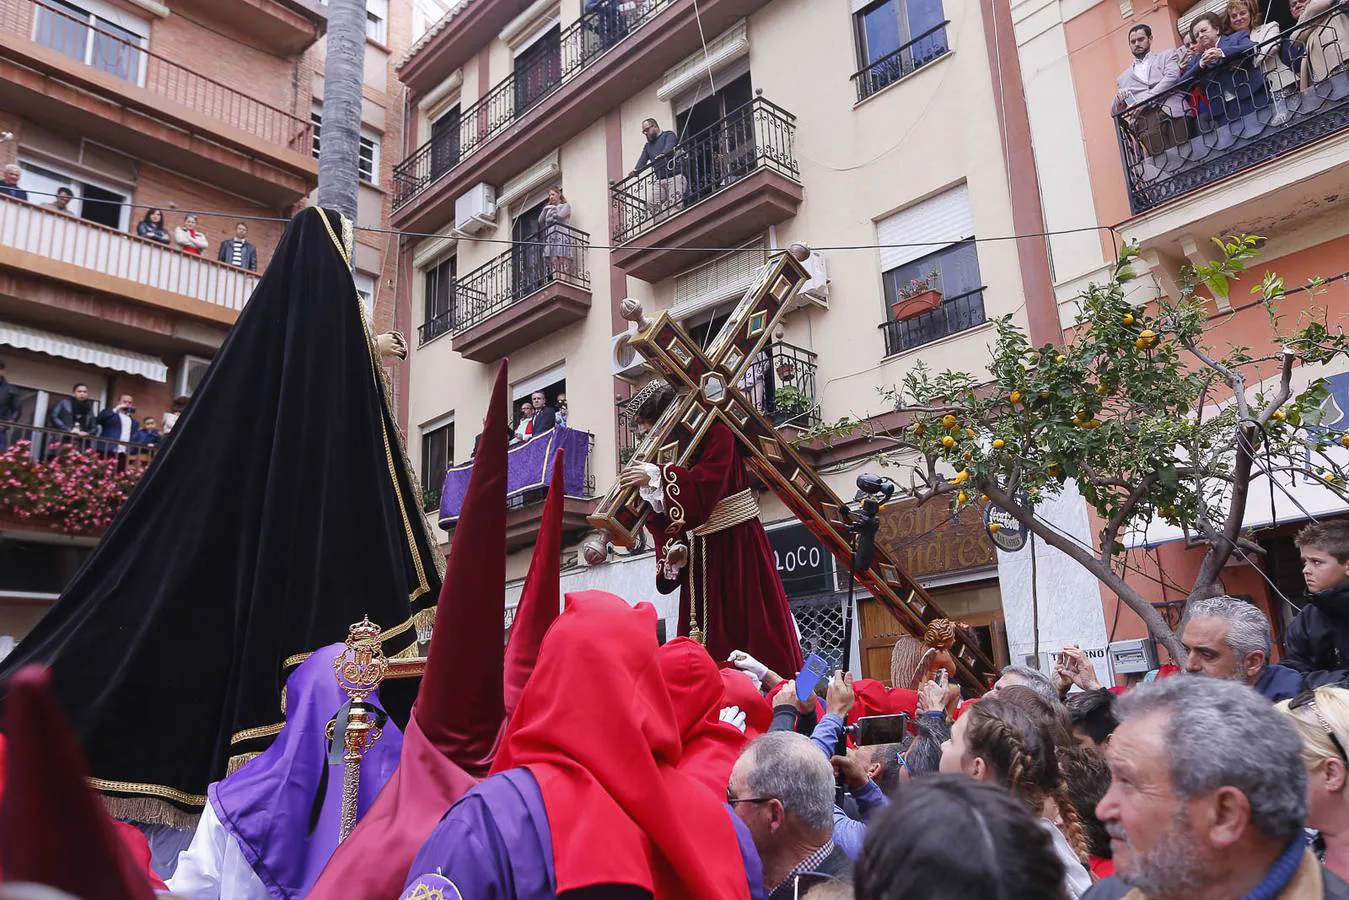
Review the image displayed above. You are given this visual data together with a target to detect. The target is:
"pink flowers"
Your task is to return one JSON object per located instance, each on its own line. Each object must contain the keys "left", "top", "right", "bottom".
{"left": 0, "top": 441, "right": 147, "bottom": 535}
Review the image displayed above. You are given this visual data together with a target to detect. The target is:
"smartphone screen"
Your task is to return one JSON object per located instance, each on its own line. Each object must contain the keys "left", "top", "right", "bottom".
{"left": 856, "top": 713, "right": 911, "bottom": 746}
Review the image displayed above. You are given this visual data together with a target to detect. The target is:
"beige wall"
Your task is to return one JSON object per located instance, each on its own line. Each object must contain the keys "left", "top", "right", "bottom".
{"left": 405, "top": 0, "right": 1028, "bottom": 580}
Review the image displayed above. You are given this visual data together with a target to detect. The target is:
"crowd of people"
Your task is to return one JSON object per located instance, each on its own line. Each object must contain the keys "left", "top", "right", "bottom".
{"left": 1112, "top": 0, "right": 1349, "bottom": 153}
{"left": 0, "top": 164, "right": 259, "bottom": 272}
{"left": 513, "top": 390, "right": 569, "bottom": 442}
{"left": 0, "top": 371, "right": 185, "bottom": 460}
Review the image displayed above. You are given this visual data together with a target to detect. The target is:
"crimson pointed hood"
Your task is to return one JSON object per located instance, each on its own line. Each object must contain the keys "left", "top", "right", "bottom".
{"left": 0, "top": 666, "right": 156, "bottom": 899}
{"left": 503, "top": 448, "right": 564, "bottom": 718}
{"left": 310, "top": 361, "right": 509, "bottom": 900}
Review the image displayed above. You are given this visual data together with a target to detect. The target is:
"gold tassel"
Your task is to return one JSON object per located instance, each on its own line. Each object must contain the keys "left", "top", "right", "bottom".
{"left": 98, "top": 795, "right": 200, "bottom": 832}
{"left": 226, "top": 752, "right": 261, "bottom": 776}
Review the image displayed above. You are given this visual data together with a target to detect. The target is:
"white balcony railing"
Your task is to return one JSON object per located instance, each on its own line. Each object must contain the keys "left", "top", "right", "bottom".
{"left": 0, "top": 196, "right": 259, "bottom": 312}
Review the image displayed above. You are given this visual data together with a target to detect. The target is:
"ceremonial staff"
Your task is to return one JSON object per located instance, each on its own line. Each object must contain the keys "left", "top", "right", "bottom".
{"left": 332, "top": 616, "right": 389, "bottom": 841}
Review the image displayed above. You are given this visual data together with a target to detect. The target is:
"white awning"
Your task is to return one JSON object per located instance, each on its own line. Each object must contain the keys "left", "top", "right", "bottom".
{"left": 0, "top": 322, "right": 168, "bottom": 383}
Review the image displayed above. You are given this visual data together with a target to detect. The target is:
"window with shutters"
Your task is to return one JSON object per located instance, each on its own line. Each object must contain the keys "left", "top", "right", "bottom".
{"left": 420, "top": 256, "right": 457, "bottom": 345}
{"left": 876, "top": 184, "right": 985, "bottom": 356}
{"left": 420, "top": 417, "right": 454, "bottom": 511}
{"left": 672, "top": 240, "right": 769, "bottom": 321}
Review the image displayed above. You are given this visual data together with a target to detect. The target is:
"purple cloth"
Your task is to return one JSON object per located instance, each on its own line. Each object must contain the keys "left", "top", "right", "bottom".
{"left": 402, "top": 768, "right": 766, "bottom": 900}
{"left": 209, "top": 643, "right": 404, "bottom": 900}
{"left": 440, "top": 426, "right": 590, "bottom": 526}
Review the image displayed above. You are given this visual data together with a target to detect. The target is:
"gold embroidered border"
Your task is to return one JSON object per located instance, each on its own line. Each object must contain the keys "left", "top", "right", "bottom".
{"left": 663, "top": 465, "right": 685, "bottom": 531}
{"left": 89, "top": 777, "right": 208, "bottom": 806}
{"left": 226, "top": 751, "right": 262, "bottom": 776}
{"left": 231, "top": 721, "right": 285, "bottom": 745}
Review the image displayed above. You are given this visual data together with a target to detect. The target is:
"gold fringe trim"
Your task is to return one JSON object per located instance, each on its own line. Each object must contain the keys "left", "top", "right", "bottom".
{"left": 89, "top": 777, "right": 207, "bottom": 807}
{"left": 226, "top": 752, "right": 261, "bottom": 776}
{"left": 98, "top": 794, "right": 200, "bottom": 831}
{"left": 231, "top": 721, "right": 285, "bottom": 745}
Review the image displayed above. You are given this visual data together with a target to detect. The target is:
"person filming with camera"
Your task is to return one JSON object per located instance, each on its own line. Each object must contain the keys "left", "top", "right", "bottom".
{"left": 94, "top": 393, "right": 139, "bottom": 461}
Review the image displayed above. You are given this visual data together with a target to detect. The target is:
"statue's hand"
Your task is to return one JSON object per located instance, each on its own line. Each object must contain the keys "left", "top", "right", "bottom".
{"left": 375, "top": 331, "right": 407, "bottom": 361}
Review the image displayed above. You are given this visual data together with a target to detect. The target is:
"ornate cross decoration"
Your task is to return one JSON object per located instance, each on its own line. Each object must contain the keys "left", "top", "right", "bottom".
{"left": 588, "top": 252, "right": 996, "bottom": 690}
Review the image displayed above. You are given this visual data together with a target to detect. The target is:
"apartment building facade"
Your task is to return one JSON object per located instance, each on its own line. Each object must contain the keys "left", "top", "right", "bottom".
{"left": 1012, "top": 0, "right": 1349, "bottom": 655}
{"left": 0, "top": 0, "right": 420, "bottom": 646}
{"left": 393, "top": 0, "right": 1114, "bottom": 677}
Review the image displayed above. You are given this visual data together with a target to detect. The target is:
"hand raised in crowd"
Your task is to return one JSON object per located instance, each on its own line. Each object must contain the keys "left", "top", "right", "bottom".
{"left": 825, "top": 670, "right": 855, "bottom": 719}
{"left": 1053, "top": 644, "right": 1102, "bottom": 695}
{"left": 772, "top": 679, "right": 815, "bottom": 713}
{"left": 917, "top": 671, "right": 949, "bottom": 716}
{"left": 729, "top": 650, "right": 782, "bottom": 690}
{"left": 831, "top": 749, "right": 870, "bottom": 792}
{"left": 718, "top": 705, "right": 747, "bottom": 733}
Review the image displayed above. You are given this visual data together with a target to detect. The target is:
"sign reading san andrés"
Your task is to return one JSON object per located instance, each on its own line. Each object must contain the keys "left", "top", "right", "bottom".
{"left": 876, "top": 497, "right": 997, "bottom": 580}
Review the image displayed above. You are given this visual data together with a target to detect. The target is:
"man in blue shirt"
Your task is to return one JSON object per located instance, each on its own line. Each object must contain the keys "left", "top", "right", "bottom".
{"left": 630, "top": 118, "right": 684, "bottom": 218}
{"left": 0, "top": 164, "right": 28, "bottom": 201}
{"left": 1180, "top": 595, "right": 1303, "bottom": 702}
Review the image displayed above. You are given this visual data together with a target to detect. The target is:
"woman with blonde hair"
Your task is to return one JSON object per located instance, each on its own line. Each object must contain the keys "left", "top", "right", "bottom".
{"left": 538, "top": 186, "right": 573, "bottom": 278}
{"left": 1276, "top": 686, "right": 1349, "bottom": 880}
{"left": 1227, "top": 0, "right": 1296, "bottom": 120}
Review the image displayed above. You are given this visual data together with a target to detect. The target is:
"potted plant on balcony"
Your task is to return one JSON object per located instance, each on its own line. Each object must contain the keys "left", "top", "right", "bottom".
{"left": 891, "top": 270, "right": 942, "bottom": 321}
{"left": 771, "top": 385, "right": 812, "bottom": 426}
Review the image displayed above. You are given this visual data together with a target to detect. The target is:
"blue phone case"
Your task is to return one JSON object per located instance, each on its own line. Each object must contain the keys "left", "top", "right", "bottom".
{"left": 796, "top": 653, "right": 830, "bottom": 701}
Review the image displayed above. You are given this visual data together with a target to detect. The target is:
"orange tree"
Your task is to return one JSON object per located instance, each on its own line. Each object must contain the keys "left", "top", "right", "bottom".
{"left": 814, "top": 238, "right": 1349, "bottom": 660}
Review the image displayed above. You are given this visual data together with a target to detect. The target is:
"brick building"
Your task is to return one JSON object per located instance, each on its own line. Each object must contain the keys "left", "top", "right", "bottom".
{"left": 0, "top": 0, "right": 423, "bottom": 646}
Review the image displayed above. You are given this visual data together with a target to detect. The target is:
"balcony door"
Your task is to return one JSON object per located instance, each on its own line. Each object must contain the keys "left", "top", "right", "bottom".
{"left": 429, "top": 106, "right": 461, "bottom": 179}
{"left": 675, "top": 73, "right": 754, "bottom": 205}
{"left": 33, "top": 0, "right": 148, "bottom": 86}
{"left": 513, "top": 26, "right": 562, "bottom": 117}
{"left": 512, "top": 199, "right": 549, "bottom": 299}
{"left": 18, "top": 160, "right": 129, "bottom": 230}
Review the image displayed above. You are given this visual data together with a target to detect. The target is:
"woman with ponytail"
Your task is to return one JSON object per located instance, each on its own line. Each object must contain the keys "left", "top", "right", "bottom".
{"left": 939, "top": 696, "right": 1094, "bottom": 898}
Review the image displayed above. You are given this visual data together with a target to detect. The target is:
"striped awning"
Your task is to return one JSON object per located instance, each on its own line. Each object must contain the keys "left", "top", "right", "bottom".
{"left": 0, "top": 322, "right": 168, "bottom": 383}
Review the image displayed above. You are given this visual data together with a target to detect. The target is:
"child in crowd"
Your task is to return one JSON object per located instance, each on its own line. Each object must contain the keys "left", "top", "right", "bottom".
{"left": 1284, "top": 522, "right": 1349, "bottom": 686}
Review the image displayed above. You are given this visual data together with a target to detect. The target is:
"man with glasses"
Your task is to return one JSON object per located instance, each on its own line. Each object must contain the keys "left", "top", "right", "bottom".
{"left": 628, "top": 117, "right": 684, "bottom": 220}
{"left": 1178, "top": 595, "right": 1303, "bottom": 702}
{"left": 729, "top": 732, "right": 853, "bottom": 899}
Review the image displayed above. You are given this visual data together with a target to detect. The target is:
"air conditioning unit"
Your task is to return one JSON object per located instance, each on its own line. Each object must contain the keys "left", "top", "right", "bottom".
{"left": 611, "top": 331, "right": 650, "bottom": 381}
{"left": 455, "top": 183, "right": 497, "bottom": 234}
{"left": 174, "top": 355, "right": 211, "bottom": 399}
{"left": 788, "top": 251, "right": 830, "bottom": 311}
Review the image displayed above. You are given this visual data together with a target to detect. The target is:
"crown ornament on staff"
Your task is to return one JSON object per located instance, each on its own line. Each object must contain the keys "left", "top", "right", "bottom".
{"left": 331, "top": 615, "right": 390, "bottom": 842}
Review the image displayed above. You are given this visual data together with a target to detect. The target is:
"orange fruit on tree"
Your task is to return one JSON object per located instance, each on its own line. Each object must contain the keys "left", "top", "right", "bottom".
{"left": 942, "top": 435, "right": 956, "bottom": 448}
{"left": 942, "top": 414, "right": 958, "bottom": 429}
{"left": 992, "top": 438, "right": 1005, "bottom": 449}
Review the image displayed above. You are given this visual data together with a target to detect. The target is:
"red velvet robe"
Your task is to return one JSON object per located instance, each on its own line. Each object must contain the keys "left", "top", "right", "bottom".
{"left": 644, "top": 421, "right": 804, "bottom": 677}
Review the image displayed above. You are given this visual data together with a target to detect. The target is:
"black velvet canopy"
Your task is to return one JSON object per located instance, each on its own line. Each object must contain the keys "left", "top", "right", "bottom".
{"left": 0, "top": 208, "right": 442, "bottom": 826}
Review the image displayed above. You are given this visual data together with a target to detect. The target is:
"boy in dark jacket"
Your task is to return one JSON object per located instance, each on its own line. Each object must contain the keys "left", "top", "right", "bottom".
{"left": 1284, "top": 522, "right": 1349, "bottom": 687}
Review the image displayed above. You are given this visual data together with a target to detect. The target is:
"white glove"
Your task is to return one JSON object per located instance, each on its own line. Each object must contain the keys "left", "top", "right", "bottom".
{"left": 719, "top": 706, "right": 747, "bottom": 732}
{"left": 730, "top": 650, "right": 769, "bottom": 683}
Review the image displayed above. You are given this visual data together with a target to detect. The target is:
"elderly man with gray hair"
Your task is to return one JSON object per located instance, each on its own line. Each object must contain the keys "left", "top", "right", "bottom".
{"left": 1084, "top": 677, "right": 1349, "bottom": 899}
{"left": 0, "top": 164, "right": 27, "bottom": 201}
{"left": 729, "top": 731, "right": 853, "bottom": 899}
{"left": 1180, "top": 595, "right": 1302, "bottom": 702}
{"left": 991, "top": 663, "right": 1060, "bottom": 704}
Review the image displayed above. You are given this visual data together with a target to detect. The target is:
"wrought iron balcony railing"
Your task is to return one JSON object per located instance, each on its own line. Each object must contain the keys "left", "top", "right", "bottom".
{"left": 850, "top": 20, "right": 951, "bottom": 102}
{"left": 451, "top": 224, "right": 590, "bottom": 334}
{"left": 879, "top": 287, "right": 987, "bottom": 357}
{"left": 1114, "top": 6, "right": 1349, "bottom": 213}
{"left": 0, "top": 0, "right": 311, "bottom": 154}
{"left": 609, "top": 96, "right": 799, "bottom": 244}
{"left": 392, "top": 0, "right": 672, "bottom": 209}
{"left": 418, "top": 308, "right": 455, "bottom": 346}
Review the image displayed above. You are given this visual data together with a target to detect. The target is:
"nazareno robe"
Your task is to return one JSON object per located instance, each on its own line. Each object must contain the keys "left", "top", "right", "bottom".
{"left": 644, "top": 421, "right": 804, "bottom": 677}
{"left": 0, "top": 208, "right": 441, "bottom": 827}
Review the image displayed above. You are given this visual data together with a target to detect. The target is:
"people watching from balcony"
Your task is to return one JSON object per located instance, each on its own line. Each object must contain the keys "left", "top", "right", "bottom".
{"left": 217, "top": 221, "right": 258, "bottom": 271}
{"left": 175, "top": 214, "right": 210, "bottom": 255}
{"left": 94, "top": 393, "right": 138, "bottom": 457}
{"left": 45, "top": 383, "right": 93, "bottom": 435}
{"left": 557, "top": 392, "right": 568, "bottom": 428}
{"left": 0, "top": 164, "right": 28, "bottom": 201}
{"left": 0, "top": 359, "right": 19, "bottom": 452}
{"left": 539, "top": 187, "right": 573, "bottom": 278}
{"left": 1228, "top": 0, "right": 1296, "bottom": 121}
{"left": 137, "top": 208, "right": 171, "bottom": 245}
{"left": 1180, "top": 12, "right": 1268, "bottom": 125}
{"left": 44, "top": 187, "right": 74, "bottom": 215}
{"left": 1113, "top": 23, "right": 1187, "bottom": 153}
{"left": 630, "top": 117, "right": 684, "bottom": 217}
{"left": 161, "top": 395, "right": 187, "bottom": 435}
{"left": 585, "top": 0, "right": 627, "bottom": 51}
{"left": 132, "top": 415, "right": 162, "bottom": 450}
{"left": 529, "top": 390, "right": 557, "bottom": 435}
{"left": 514, "top": 399, "right": 534, "bottom": 441}
{"left": 1290, "top": 0, "right": 1349, "bottom": 89}
{"left": 1176, "top": 29, "right": 1197, "bottom": 68}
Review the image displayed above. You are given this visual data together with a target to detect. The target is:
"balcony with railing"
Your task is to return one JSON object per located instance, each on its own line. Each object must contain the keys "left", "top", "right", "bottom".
{"left": 390, "top": 0, "right": 774, "bottom": 232}
{"left": 0, "top": 0, "right": 316, "bottom": 202}
{"left": 437, "top": 426, "right": 597, "bottom": 551}
{"left": 0, "top": 195, "right": 259, "bottom": 322}
{"left": 608, "top": 95, "right": 803, "bottom": 282}
{"left": 1115, "top": 9, "right": 1349, "bottom": 216}
{"left": 449, "top": 224, "right": 591, "bottom": 362}
{"left": 879, "top": 287, "right": 988, "bottom": 357}
{"left": 851, "top": 20, "right": 951, "bottom": 103}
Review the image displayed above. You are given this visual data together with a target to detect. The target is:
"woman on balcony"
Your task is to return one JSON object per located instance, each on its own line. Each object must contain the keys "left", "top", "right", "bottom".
{"left": 1228, "top": 0, "right": 1296, "bottom": 121}
{"left": 1180, "top": 12, "right": 1269, "bottom": 126}
{"left": 174, "top": 214, "right": 210, "bottom": 255}
{"left": 539, "top": 187, "right": 573, "bottom": 279}
{"left": 137, "top": 208, "right": 171, "bottom": 245}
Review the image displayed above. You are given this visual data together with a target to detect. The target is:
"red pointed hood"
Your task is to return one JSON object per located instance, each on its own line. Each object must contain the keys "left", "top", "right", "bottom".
{"left": 503, "top": 448, "right": 564, "bottom": 718}
{"left": 718, "top": 667, "right": 773, "bottom": 739}
{"left": 658, "top": 637, "right": 746, "bottom": 794}
{"left": 0, "top": 666, "right": 157, "bottom": 899}
{"left": 848, "top": 678, "right": 919, "bottom": 728}
{"left": 310, "top": 361, "right": 509, "bottom": 900}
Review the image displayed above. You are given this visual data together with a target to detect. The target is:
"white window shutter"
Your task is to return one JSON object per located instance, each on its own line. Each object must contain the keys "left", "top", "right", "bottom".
{"left": 875, "top": 183, "right": 974, "bottom": 272}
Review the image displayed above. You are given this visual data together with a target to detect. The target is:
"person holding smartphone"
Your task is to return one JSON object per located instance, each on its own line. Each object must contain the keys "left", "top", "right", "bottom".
{"left": 94, "top": 392, "right": 138, "bottom": 458}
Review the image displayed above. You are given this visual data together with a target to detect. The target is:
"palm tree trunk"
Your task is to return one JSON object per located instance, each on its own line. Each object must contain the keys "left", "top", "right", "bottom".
{"left": 316, "top": 0, "right": 367, "bottom": 225}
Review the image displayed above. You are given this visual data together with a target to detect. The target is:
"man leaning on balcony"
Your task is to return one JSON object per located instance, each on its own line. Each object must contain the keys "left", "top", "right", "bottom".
{"left": 1113, "top": 24, "right": 1188, "bottom": 155}
{"left": 630, "top": 118, "right": 684, "bottom": 219}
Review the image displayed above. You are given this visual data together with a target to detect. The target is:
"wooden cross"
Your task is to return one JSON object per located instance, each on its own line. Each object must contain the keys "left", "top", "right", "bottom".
{"left": 588, "top": 252, "right": 996, "bottom": 691}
